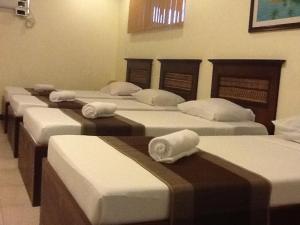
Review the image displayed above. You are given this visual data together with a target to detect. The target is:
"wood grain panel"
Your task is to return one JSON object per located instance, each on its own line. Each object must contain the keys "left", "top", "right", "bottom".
{"left": 158, "top": 59, "right": 201, "bottom": 100}
{"left": 125, "top": 58, "right": 153, "bottom": 89}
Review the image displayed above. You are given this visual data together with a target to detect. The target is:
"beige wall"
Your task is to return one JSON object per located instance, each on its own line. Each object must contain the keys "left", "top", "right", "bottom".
{"left": 117, "top": 0, "right": 300, "bottom": 119}
{"left": 0, "top": 0, "right": 120, "bottom": 103}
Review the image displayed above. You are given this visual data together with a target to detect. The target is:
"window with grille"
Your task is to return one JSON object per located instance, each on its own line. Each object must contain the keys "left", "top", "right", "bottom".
{"left": 128, "top": 0, "right": 186, "bottom": 33}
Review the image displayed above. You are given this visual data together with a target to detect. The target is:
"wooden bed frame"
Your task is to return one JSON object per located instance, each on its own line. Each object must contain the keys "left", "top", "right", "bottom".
{"left": 158, "top": 59, "right": 201, "bottom": 100}
{"left": 6, "top": 58, "right": 153, "bottom": 158}
{"left": 40, "top": 160, "right": 169, "bottom": 225}
{"left": 209, "top": 59, "right": 285, "bottom": 134}
{"left": 18, "top": 59, "right": 201, "bottom": 206}
{"left": 40, "top": 150, "right": 300, "bottom": 225}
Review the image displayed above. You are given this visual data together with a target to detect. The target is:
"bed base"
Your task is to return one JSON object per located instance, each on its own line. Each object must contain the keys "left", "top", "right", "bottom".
{"left": 7, "top": 104, "right": 23, "bottom": 157}
{"left": 1, "top": 97, "right": 8, "bottom": 133}
{"left": 40, "top": 160, "right": 169, "bottom": 225}
{"left": 18, "top": 123, "right": 47, "bottom": 206}
{"left": 40, "top": 159, "right": 300, "bottom": 225}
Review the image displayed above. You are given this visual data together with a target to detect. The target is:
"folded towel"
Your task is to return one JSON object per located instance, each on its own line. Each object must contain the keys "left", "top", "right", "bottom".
{"left": 49, "top": 91, "right": 76, "bottom": 102}
{"left": 33, "top": 84, "right": 55, "bottom": 91}
{"left": 82, "top": 102, "right": 117, "bottom": 119}
{"left": 149, "top": 129, "right": 200, "bottom": 164}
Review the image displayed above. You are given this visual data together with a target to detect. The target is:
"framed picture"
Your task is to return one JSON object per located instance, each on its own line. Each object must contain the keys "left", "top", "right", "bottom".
{"left": 249, "top": 0, "right": 300, "bottom": 32}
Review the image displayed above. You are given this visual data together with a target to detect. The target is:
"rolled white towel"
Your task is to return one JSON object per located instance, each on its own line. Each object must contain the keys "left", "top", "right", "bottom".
{"left": 49, "top": 91, "right": 76, "bottom": 102}
{"left": 149, "top": 129, "right": 200, "bottom": 164}
{"left": 82, "top": 102, "right": 117, "bottom": 119}
{"left": 33, "top": 84, "right": 55, "bottom": 91}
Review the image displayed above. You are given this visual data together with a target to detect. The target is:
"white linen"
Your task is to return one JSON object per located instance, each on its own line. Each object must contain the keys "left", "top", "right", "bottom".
{"left": 48, "top": 135, "right": 169, "bottom": 225}
{"left": 23, "top": 109, "right": 267, "bottom": 145}
{"left": 33, "top": 84, "right": 55, "bottom": 91}
{"left": 197, "top": 135, "right": 300, "bottom": 206}
{"left": 82, "top": 102, "right": 117, "bottom": 118}
{"left": 49, "top": 91, "right": 76, "bottom": 102}
{"left": 4, "top": 86, "right": 31, "bottom": 102}
{"left": 77, "top": 98, "right": 178, "bottom": 111}
{"left": 9, "top": 96, "right": 178, "bottom": 118}
{"left": 10, "top": 95, "right": 49, "bottom": 117}
{"left": 48, "top": 135, "right": 300, "bottom": 225}
{"left": 178, "top": 98, "right": 255, "bottom": 122}
{"left": 109, "top": 81, "right": 142, "bottom": 96}
{"left": 71, "top": 90, "right": 135, "bottom": 99}
{"left": 132, "top": 89, "right": 185, "bottom": 106}
{"left": 149, "top": 129, "right": 200, "bottom": 163}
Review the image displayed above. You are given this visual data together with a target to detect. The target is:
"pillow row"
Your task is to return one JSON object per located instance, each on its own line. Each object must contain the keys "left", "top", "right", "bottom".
{"left": 101, "top": 82, "right": 256, "bottom": 122}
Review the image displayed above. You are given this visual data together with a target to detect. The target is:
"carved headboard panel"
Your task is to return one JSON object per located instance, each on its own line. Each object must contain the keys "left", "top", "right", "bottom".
{"left": 158, "top": 59, "right": 202, "bottom": 100}
{"left": 125, "top": 58, "right": 153, "bottom": 89}
{"left": 209, "top": 59, "right": 285, "bottom": 134}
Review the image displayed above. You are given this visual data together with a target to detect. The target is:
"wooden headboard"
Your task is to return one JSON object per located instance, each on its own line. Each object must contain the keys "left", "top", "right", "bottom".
{"left": 125, "top": 58, "right": 153, "bottom": 89}
{"left": 158, "top": 59, "right": 202, "bottom": 100}
{"left": 209, "top": 59, "right": 285, "bottom": 134}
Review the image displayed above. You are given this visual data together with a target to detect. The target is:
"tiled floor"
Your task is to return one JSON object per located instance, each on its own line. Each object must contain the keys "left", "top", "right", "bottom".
{"left": 0, "top": 127, "right": 40, "bottom": 225}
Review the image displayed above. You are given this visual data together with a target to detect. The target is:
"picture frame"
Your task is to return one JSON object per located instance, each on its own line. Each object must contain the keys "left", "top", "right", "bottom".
{"left": 249, "top": 0, "right": 300, "bottom": 32}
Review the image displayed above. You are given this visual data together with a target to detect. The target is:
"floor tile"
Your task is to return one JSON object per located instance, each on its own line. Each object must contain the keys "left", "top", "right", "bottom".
{"left": 0, "top": 185, "right": 31, "bottom": 207}
{"left": 0, "top": 159, "right": 17, "bottom": 170}
{"left": 1, "top": 206, "right": 40, "bottom": 225}
{"left": 0, "top": 169, "right": 24, "bottom": 186}
{"left": 0, "top": 127, "right": 40, "bottom": 224}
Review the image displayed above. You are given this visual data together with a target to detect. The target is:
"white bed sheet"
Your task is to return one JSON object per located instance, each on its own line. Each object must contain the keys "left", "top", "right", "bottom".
{"left": 4, "top": 86, "right": 31, "bottom": 102}
{"left": 3, "top": 86, "right": 133, "bottom": 103}
{"left": 10, "top": 96, "right": 178, "bottom": 117}
{"left": 10, "top": 95, "right": 49, "bottom": 116}
{"left": 23, "top": 108, "right": 268, "bottom": 145}
{"left": 71, "top": 90, "right": 134, "bottom": 99}
{"left": 48, "top": 136, "right": 169, "bottom": 225}
{"left": 47, "top": 135, "right": 300, "bottom": 225}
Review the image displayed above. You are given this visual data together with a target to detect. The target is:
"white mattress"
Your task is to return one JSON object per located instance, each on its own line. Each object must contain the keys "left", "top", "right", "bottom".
{"left": 4, "top": 86, "right": 31, "bottom": 102}
{"left": 47, "top": 135, "right": 300, "bottom": 225}
{"left": 77, "top": 98, "right": 178, "bottom": 111}
{"left": 3, "top": 86, "right": 133, "bottom": 103}
{"left": 10, "top": 96, "right": 177, "bottom": 117}
{"left": 71, "top": 90, "right": 134, "bottom": 99}
{"left": 10, "top": 95, "right": 49, "bottom": 116}
{"left": 23, "top": 108, "right": 268, "bottom": 145}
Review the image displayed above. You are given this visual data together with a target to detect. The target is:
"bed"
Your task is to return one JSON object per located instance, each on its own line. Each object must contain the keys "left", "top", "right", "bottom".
{"left": 40, "top": 134, "right": 300, "bottom": 225}
{"left": 1, "top": 58, "right": 153, "bottom": 133}
{"left": 6, "top": 58, "right": 153, "bottom": 155}
{"left": 18, "top": 59, "right": 202, "bottom": 206}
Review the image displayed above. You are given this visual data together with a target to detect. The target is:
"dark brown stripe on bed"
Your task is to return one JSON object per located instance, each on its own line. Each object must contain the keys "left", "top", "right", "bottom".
{"left": 61, "top": 109, "right": 145, "bottom": 136}
{"left": 35, "top": 96, "right": 84, "bottom": 109}
{"left": 100, "top": 136, "right": 271, "bottom": 225}
{"left": 25, "top": 88, "right": 54, "bottom": 96}
{"left": 100, "top": 136, "right": 194, "bottom": 225}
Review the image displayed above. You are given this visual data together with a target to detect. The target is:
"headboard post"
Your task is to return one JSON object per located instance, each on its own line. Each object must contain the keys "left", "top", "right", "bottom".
{"left": 125, "top": 58, "right": 153, "bottom": 89}
{"left": 158, "top": 59, "right": 202, "bottom": 101}
{"left": 209, "top": 59, "right": 285, "bottom": 134}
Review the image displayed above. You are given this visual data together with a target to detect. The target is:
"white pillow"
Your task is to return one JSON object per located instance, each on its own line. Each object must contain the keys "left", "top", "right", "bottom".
{"left": 109, "top": 82, "right": 142, "bottom": 96}
{"left": 178, "top": 98, "right": 255, "bottom": 122}
{"left": 273, "top": 116, "right": 300, "bottom": 143}
{"left": 99, "top": 85, "right": 111, "bottom": 94}
{"left": 132, "top": 89, "right": 185, "bottom": 106}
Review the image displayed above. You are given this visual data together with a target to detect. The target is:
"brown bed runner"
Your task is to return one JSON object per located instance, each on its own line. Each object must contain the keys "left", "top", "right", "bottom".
{"left": 61, "top": 109, "right": 145, "bottom": 136}
{"left": 100, "top": 136, "right": 271, "bottom": 225}
{"left": 34, "top": 96, "right": 85, "bottom": 109}
{"left": 25, "top": 88, "right": 54, "bottom": 96}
